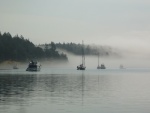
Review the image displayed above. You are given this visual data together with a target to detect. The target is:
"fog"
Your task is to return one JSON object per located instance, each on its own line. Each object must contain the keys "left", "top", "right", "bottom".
{"left": 66, "top": 54, "right": 150, "bottom": 69}
{"left": 55, "top": 45, "right": 150, "bottom": 69}
{"left": 0, "top": 55, "right": 150, "bottom": 70}
{"left": 0, "top": 42, "right": 150, "bottom": 70}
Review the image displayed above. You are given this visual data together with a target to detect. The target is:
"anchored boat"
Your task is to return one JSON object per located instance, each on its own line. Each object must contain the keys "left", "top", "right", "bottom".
{"left": 77, "top": 41, "right": 86, "bottom": 70}
{"left": 97, "top": 53, "right": 106, "bottom": 69}
{"left": 26, "top": 60, "right": 41, "bottom": 71}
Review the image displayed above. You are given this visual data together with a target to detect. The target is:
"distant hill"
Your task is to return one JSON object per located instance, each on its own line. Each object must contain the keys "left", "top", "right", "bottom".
{"left": 0, "top": 32, "right": 68, "bottom": 62}
{"left": 39, "top": 42, "right": 121, "bottom": 57}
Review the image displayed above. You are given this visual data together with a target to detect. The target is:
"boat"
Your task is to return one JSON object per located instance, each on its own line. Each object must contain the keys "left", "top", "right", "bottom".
{"left": 97, "top": 64, "right": 106, "bottom": 69}
{"left": 97, "top": 53, "right": 106, "bottom": 69}
{"left": 26, "top": 60, "right": 41, "bottom": 71}
{"left": 13, "top": 64, "right": 18, "bottom": 69}
{"left": 77, "top": 41, "right": 86, "bottom": 70}
{"left": 97, "top": 53, "right": 101, "bottom": 69}
{"left": 100, "top": 64, "right": 106, "bottom": 69}
{"left": 97, "top": 65, "right": 101, "bottom": 69}
{"left": 13, "top": 53, "right": 19, "bottom": 69}
{"left": 120, "top": 64, "right": 125, "bottom": 69}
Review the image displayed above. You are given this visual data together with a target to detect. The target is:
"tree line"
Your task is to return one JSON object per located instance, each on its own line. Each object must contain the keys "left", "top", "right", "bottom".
{"left": 39, "top": 42, "right": 119, "bottom": 57}
{"left": 55, "top": 42, "right": 116, "bottom": 56}
{"left": 0, "top": 32, "right": 68, "bottom": 62}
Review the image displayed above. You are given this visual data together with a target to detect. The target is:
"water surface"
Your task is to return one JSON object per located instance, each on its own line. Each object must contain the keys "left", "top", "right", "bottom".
{"left": 0, "top": 68, "right": 150, "bottom": 113}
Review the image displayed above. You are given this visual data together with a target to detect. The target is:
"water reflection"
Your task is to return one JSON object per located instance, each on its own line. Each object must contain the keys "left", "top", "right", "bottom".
{"left": 0, "top": 74, "right": 37, "bottom": 105}
{"left": 36, "top": 73, "right": 86, "bottom": 103}
{"left": 0, "top": 72, "right": 115, "bottom": 106}
{"left": 0, "top": 72, "right": 99, "bottom": 107}
{"left": 1, "top": 70, "right": 150, "bottom": 113}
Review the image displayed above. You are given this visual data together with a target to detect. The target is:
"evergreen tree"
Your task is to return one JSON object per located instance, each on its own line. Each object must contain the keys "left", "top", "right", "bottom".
{"left": 0, "top": 32, "right": 68, "bottom": 62}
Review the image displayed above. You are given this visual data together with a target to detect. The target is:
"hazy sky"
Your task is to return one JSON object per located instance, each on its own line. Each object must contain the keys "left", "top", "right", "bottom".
{"left": 0, "top": 0, "right": 150, "bottom": 48}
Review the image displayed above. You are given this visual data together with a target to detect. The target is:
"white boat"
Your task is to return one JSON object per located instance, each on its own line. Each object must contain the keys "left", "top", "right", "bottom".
{"left": 77, "top": 41, "right": 86, "bottom": 70}
{"left": 26, "top": 60, "right": 41, "bottom": 71}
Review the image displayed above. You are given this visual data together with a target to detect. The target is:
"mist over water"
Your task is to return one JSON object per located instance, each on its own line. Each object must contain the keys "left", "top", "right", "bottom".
{"left": 0, "top": 53, "right": 149, "bottom": 71}
{"left": 58, "top": 46, "right": 150, "bottom": 69}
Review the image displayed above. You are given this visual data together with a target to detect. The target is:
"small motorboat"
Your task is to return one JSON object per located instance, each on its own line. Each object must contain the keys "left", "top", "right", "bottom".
{"left": 26, "top": 60, "right": 41, "bottom": 71}
{"left": 77, "top": 64, "right": 86, "bottom": 70}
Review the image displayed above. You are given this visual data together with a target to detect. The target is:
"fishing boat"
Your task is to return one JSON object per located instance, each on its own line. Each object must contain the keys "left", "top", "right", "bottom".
{"left": 77, "top": 41, "right": 86, "bottom": 70}
{"left": 26, "top": 60, "right": 41, "bottom": 71}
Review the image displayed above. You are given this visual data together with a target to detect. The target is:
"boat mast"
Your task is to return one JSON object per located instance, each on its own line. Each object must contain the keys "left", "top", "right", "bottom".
{"left": 98, "top": 53, "right": 99, "bottom": 66}
{"left": 82, "top": 40, "right": 85, "bottom": 66}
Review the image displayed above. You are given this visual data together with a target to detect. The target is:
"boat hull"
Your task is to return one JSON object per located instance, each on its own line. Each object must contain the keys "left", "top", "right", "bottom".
{"left": 77, "top": 66, "right": 86, "bottom": 70}
{"left": 97, "top": 65, "right": 106, "bottom": 69}
{"left": 13, "top": 66, "right": 18, "bottom": 69}
{"left": 97, "top": 66, "right": 101, "bottom": 69}
{"left": 26, "top": 61, "right": 41, "bottom": 72}
{"left": 26, "top": 67, "right": 40, "bottom": 71}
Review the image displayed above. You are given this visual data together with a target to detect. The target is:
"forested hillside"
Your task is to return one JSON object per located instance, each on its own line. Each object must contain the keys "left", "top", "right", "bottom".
{"left": 0, "top": 32, "right": 67, "bottom": 62}
{"left": 39, "top": 42, "right": 120, "bottom": 57}
{"left": 55, "top": 42, "right": 119, "bottom": 57}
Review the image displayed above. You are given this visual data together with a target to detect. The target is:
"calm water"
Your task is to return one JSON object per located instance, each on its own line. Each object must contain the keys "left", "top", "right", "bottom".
{"left": 1, "top": 68, "right": 150, "bottom": 113}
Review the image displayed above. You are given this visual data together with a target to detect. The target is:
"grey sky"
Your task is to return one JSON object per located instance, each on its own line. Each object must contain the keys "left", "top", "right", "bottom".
{"left": 0, "top": 0, "right": 150, "bottom": 49}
